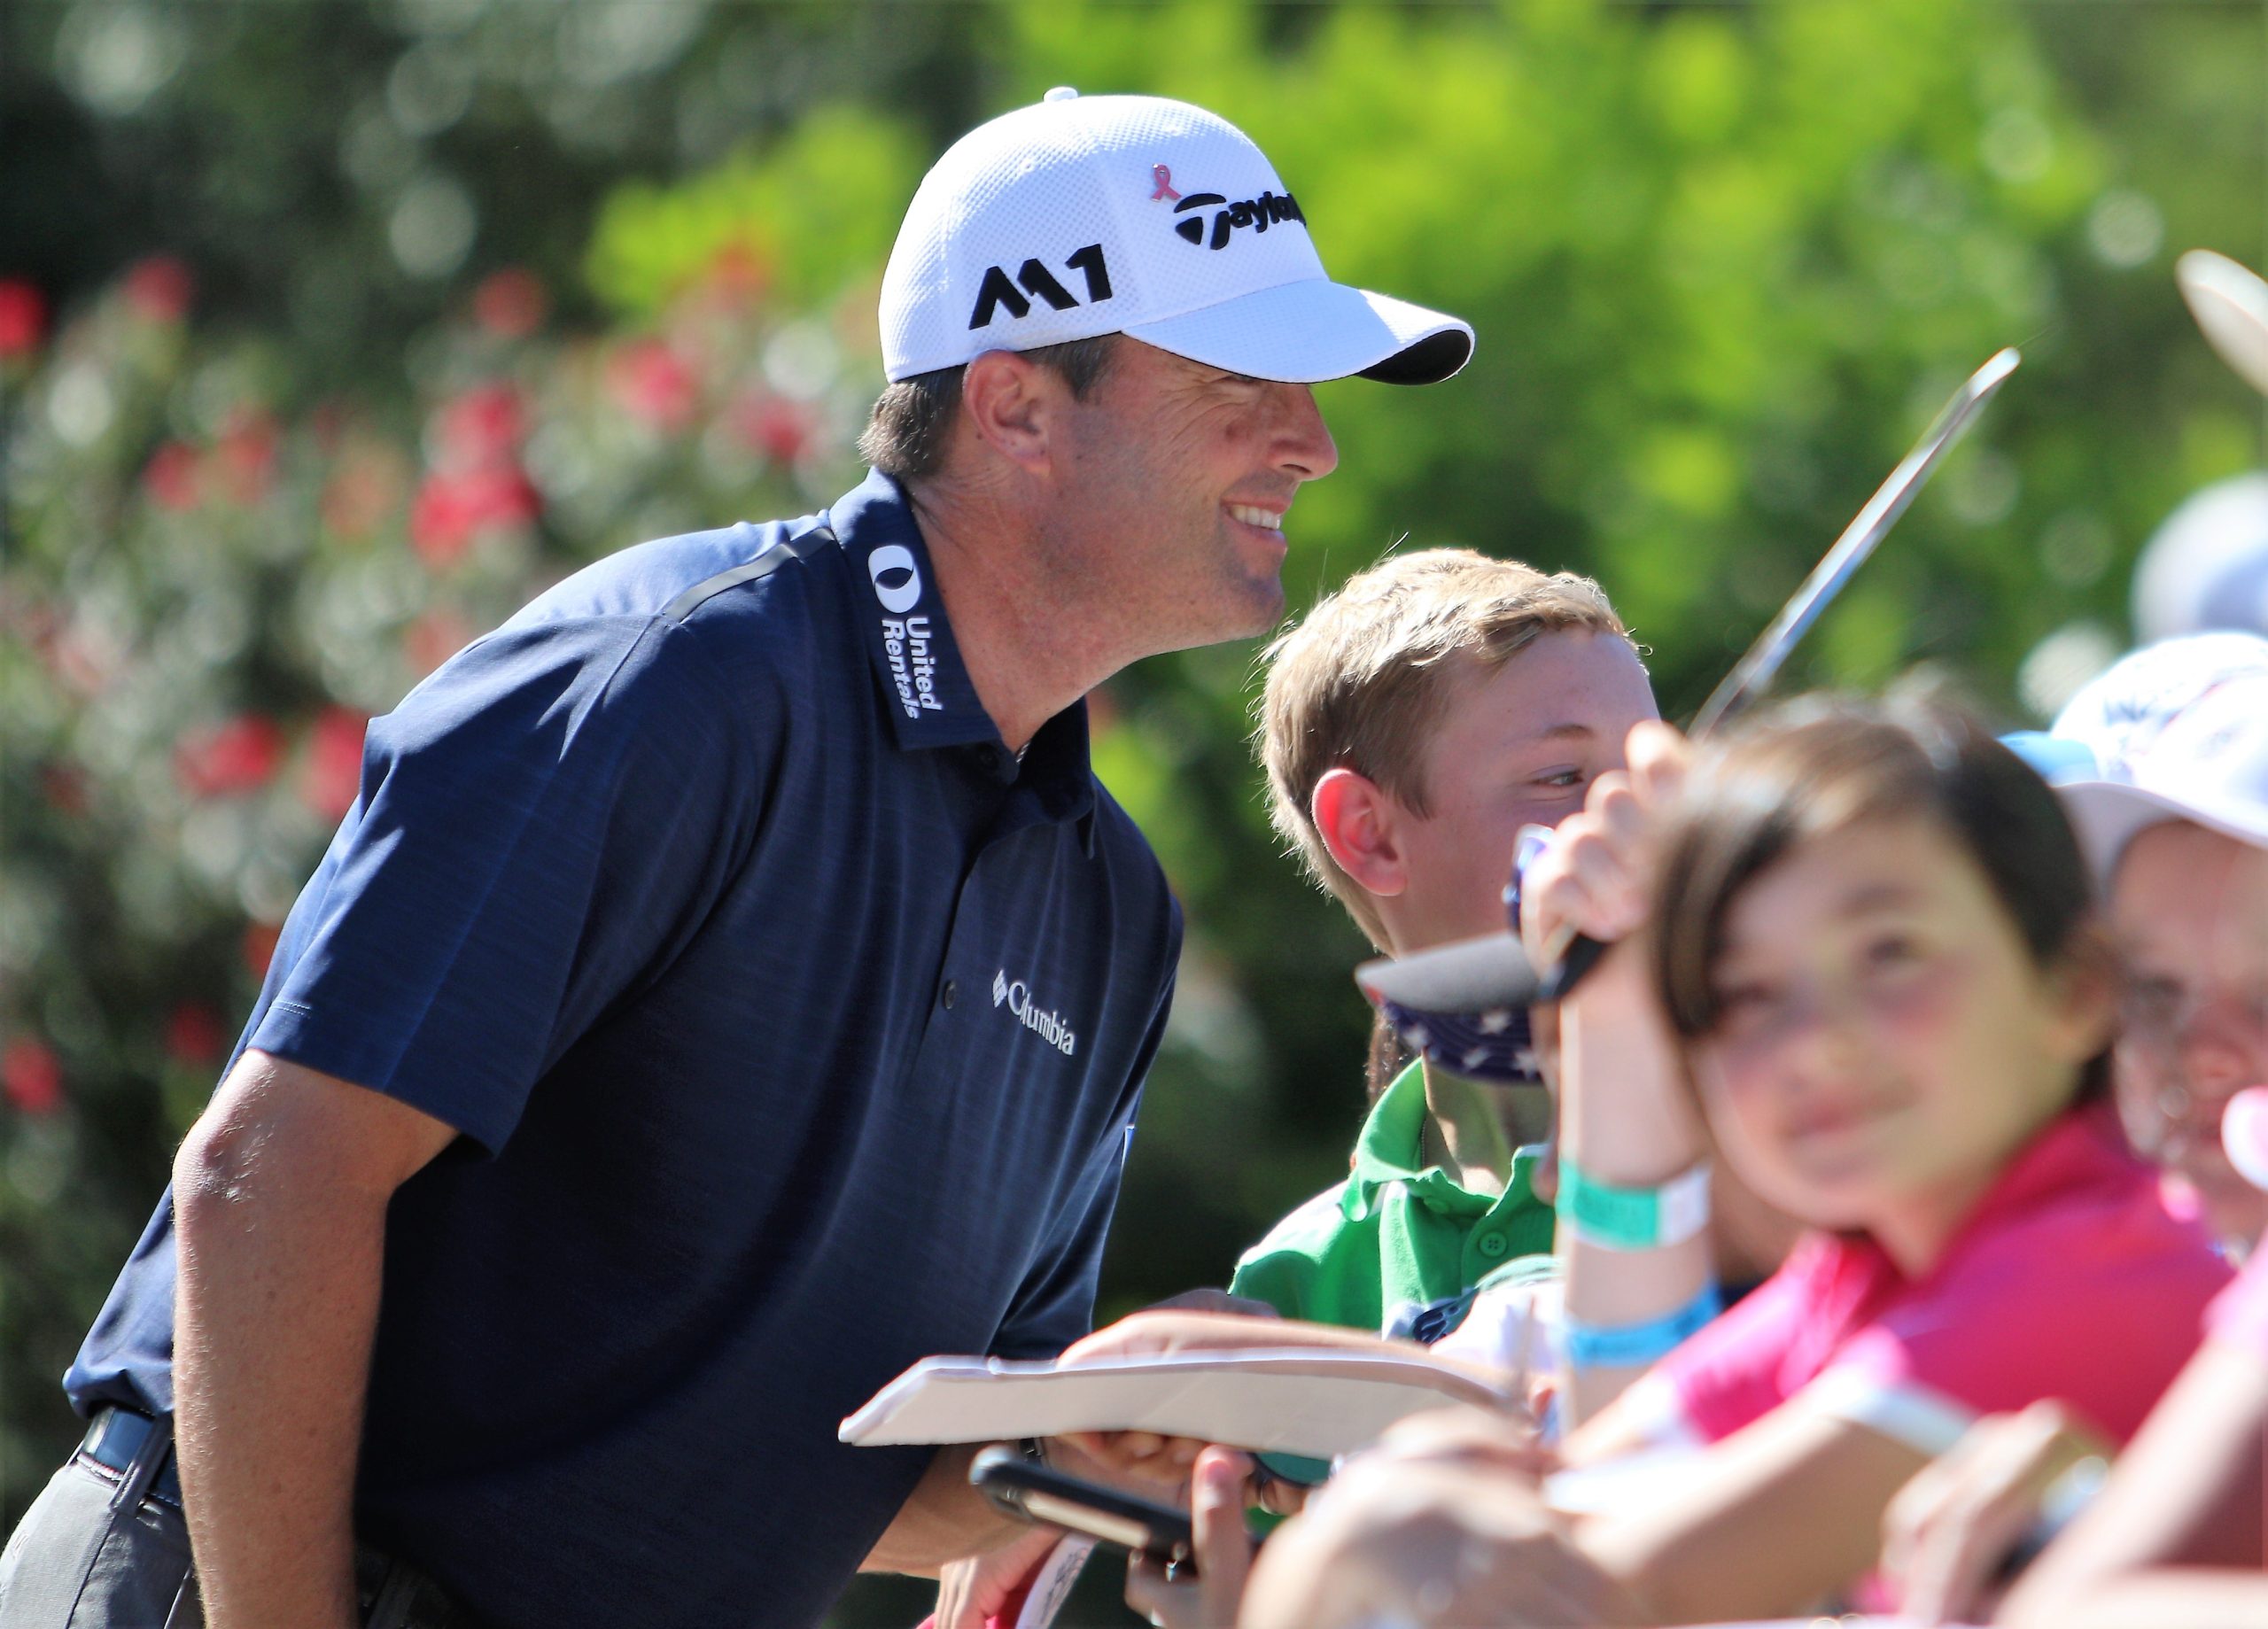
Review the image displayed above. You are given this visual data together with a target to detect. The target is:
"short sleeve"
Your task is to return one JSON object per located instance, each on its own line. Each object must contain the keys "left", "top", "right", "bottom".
{"left": 248, "top": 616, "right": 765, "bottom": 1153}
{"left": 1228, "top": 1190, "right": 1348, "bottom": 1324}
{"left": 1802, "top": 1210, "right": 2230, "bottom": 1454}
{"left": 1644, "top": 1260, "right": 1814, "bottom": 1444}
{"left": 991, "top": 919, "right": 1181, "bottom": 1361}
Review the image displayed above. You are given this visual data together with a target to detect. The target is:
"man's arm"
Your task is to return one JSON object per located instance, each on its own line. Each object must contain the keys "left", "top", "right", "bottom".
{"left": 860, "top": 1444, "right": 1028, "bottom": 1578}
{"left": 172, "top": 1048, "right": 458, "bottom": 1629}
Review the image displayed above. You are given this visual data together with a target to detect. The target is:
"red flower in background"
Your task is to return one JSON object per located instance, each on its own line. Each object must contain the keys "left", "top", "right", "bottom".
{"left": 301, "top": 706, "right": 369, "bottom": 819}
{"left": 734, "top": 394, "right": 816, "bottom": 466}
{"left": 144, "top": 441, "right": 202, "bottom": 510}
{"left": 404, "top": 607, "right": 475, "bottom": 676}
{"left": 409, "top": 464, "right": 540, "bottom": 566}
{"left": 610, "top": 338, "right": 698, "bottom": 431}
{"left": 0, "top": 279, "right": 46, "bottom": 357}
{"left": 124, "top": 255, "right": 193, "bottom": 324}
{"left": 241, "top": 921, "right": 282, "bottom": 981}
{"left": 321, "top": 449, "right": 402, "bottom": 541}
{"left": 216, "top": 409, "right": 280, "bottom": 504}
{"left": 39, "top": 762, "right": 89, "bottom": 817}
{"left": 165, "top": 1004, "right": 228, "bottom": 1067}
{"left": 437, "top": 383, "right": 525, "bottom": 471}
{"left": 701, "top": 242, "right": 772, "bottom": 310}
{"left": 474, "top": 268, "right": 548, "bottom": 339}
{"left": 4, "top": 1038, "right": 64, "bottom": 1115}
{"left": 175, "top": 714, "right": 287, "bottom": 796}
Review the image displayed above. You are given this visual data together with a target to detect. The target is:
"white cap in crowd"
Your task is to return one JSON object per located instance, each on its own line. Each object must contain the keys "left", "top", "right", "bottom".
{"left": 2132, "top": 473, "right": 2268, "bottom": 645}
{"left": 879, "top": 89, "right": 1473, "bottom": 386}
{"left": 2047, "top": 632, "right": 2268, "bottom": 879}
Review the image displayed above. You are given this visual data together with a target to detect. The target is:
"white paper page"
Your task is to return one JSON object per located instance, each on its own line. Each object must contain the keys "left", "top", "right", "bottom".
{"left": 840, "top": 1350, "right": 1512, "bottom": 1461}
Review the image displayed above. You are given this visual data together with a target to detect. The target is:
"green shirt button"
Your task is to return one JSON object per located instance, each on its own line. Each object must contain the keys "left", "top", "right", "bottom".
{"left": 1476, "top": 1231, "right": 1508, "bottom": 1259}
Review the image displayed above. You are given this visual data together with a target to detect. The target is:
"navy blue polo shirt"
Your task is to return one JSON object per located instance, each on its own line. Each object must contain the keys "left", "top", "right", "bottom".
{"left": 66, "top": 469, "right": 1182, "bottom": 1629}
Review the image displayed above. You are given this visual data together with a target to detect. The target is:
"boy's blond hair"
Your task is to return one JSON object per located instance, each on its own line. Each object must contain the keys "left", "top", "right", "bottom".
{"left": 1258, "top": 547, "right": 1635, "bottom": 950}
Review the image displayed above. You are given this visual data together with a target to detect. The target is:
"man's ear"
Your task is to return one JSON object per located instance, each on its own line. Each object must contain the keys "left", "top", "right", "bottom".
{"left": 1312, "top": 767, "right": 1409, "bottom": 899}
{"left": 959, "top": 349, "right": 1061, "bottom": 474}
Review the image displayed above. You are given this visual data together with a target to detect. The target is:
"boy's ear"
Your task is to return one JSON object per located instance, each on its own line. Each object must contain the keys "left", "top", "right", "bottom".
{"left": 1313, "top": 767, "right": 1408, "bottom": 898}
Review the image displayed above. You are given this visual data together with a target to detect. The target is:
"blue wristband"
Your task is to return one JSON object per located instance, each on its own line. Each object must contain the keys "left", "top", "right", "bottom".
{"left": 1560, "top": 1281, "right": 1722, "bottom": 1370}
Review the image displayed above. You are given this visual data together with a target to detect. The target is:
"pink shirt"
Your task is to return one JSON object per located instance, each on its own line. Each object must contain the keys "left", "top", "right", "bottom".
{"left": 2207, "top": 1248, "right": 2268, "bottom": 1363}
{"left": 1632, "top": 1105, "right": 2232, "bottom": 1456}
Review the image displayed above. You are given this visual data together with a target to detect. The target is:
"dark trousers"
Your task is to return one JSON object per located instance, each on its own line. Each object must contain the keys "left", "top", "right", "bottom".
{"left": 0, "top": 1417, "right": 479, "bottom": 1629}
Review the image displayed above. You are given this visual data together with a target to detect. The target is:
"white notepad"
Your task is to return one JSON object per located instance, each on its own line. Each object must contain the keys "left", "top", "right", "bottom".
{"left": 840, "top": 1348, "right": 1515, "bottom": 1461}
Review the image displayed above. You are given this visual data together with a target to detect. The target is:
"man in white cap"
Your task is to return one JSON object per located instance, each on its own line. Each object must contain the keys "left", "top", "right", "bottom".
{"left": 0, "top": 91, "right": 1471, "bottom": 1629}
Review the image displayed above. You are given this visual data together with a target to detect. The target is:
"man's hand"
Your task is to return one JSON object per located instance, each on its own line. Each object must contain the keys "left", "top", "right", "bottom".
{"left": 1054, "top": 1308, "right": 1297, "bottom": 1479}
{"left": 172, "top": 1049, "right": 457, "bottom": 1629}
{"left": 1138, "top": 1288, "right": 1282, "bottom": 1319}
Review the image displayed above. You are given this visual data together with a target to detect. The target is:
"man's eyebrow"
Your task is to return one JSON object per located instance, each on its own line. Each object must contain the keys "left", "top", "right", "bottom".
{"left": 1523, "top": 722, "right": 1596, "bottom": 742}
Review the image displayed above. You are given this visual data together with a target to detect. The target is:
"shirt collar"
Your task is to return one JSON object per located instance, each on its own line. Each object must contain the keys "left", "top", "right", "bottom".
{"left": 1810, "top": 1102, "right": 2140, "bottom": 1289}
{"left": 827, "top": 468, "right": 997, "bottom": 752}
{"left": 827, "top": 469, "right": 1099, "bottom": 850}
{"left": 1345, "top": 1059, "right": 1511, "bottom": 1220}
{"left": 1943, "top": 1101, "right": 2140, "bottom": 1253}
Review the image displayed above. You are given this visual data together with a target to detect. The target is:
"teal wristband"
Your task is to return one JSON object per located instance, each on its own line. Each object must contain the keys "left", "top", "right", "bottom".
{"left": 1561, "top": 1281, "right": 1723, "bottom": 1370}
{"left": 1557, "top": 1157, "right": 1710, "bottom": 1251}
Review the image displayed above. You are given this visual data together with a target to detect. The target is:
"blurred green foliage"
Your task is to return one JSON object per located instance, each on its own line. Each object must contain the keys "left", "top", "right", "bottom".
{"left": 2, "top": 3, "right": 2264, "bottom": 1625}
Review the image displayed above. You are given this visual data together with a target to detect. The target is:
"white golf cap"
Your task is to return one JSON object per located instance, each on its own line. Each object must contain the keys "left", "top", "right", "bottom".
{"left": 879, "top": 89, "right": 1473, "bottom": 386}
{"left": 2132, "top": 472, "right": 2268, "bottom": 644}
{"left": 2047, "top": 634, "right": 2268, "bottom": 879}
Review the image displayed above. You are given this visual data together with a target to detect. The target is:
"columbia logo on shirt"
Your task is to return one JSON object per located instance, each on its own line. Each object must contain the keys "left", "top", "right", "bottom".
{"left": 992, "top": 969, "right": 1077, "bottom": 1057}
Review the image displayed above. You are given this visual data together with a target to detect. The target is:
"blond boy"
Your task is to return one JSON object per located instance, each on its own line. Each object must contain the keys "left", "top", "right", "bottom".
{"left": 1231, "top": 547, "right": 1656, "bottom": 1332}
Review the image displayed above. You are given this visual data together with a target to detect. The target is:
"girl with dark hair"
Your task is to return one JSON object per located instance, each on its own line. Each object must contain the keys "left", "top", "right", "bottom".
{"left": 1228, "top": 697, "right": 2234, "bottom": 1628}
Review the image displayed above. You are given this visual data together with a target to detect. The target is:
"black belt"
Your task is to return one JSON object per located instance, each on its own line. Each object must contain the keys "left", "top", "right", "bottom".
{"left": 76, "top": 1408, "right": 485, "bottom": 1628}
{"left": 80, "top": 1405, "right": 183, "bottom": 1507}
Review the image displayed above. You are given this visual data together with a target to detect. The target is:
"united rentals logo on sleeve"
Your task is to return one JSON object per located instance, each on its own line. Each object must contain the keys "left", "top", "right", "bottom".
{"left": 867, "top": 544, "right": 942, "bottom": 718}
{"left": 992, "top": 968, "right": 1077, "bottom": 1057}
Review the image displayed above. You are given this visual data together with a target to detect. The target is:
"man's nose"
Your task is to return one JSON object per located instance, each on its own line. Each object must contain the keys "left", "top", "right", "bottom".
{"left": 1269, "top": 383, "right": 1339, "bottom": 482}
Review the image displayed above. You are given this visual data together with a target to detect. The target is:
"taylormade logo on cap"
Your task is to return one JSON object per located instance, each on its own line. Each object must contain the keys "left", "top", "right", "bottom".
{"left": 879, "top": 89, "right": 1473, "bottom": 387}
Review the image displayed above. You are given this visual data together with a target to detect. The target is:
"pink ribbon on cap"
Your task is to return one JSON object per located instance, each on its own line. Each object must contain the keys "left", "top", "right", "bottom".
{"left": 1149, "top": 164, "right": 1181, "bottom": 202}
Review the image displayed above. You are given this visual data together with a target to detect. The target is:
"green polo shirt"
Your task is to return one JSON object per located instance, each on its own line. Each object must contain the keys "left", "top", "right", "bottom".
{"left": 1229, "top": 1061, "right": 1555, "bottom": 1333}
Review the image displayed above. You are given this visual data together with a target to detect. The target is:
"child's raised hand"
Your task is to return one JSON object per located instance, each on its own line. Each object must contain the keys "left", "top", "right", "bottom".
{"left": 1518, "top": 720, "right": 1691, "bottom": 964}
{"left": 1881, "top": 1400, "right": 2109, "bottom": 1625}
{"left": 1122, "top": 1447, "right": 1261, "bottom": 1629}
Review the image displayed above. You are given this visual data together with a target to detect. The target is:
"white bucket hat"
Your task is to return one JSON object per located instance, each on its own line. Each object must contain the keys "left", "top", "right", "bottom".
{"left": 879, "top": 89, "right": 1473, "bottom": 386}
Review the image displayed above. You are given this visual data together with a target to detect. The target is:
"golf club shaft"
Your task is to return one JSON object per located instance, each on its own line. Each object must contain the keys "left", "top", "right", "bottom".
{"left": 1537, "top": 348, "right": 2020, "bottom": 1005}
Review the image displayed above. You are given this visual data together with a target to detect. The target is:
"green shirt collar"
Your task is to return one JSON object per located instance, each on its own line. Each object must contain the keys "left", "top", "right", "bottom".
{"left": 1345, "top": 1060, "right": 1532, "bottom": 1221}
